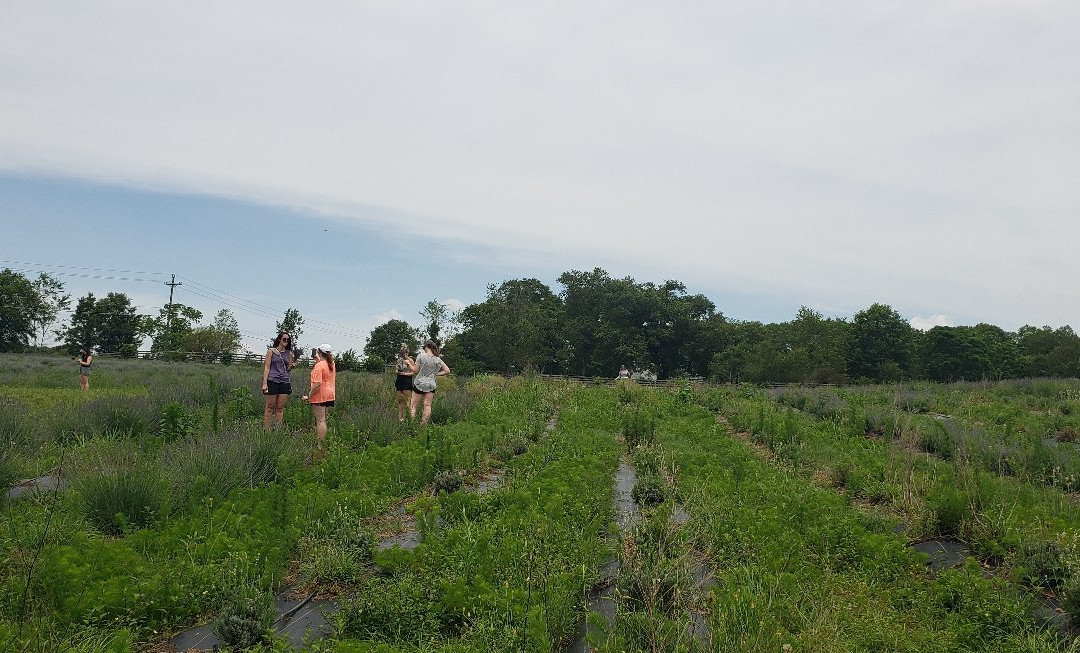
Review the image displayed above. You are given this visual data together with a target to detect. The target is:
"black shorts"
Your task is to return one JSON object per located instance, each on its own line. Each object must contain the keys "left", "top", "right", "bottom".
{"left": 266, "top": 380, "right": 292, "bottom": 395}
{"left": 395, "top": 375, "right": 414, "bottom": 392}
{"left": 413, "top": 388, "right": 435, "bottom": 396}
{"left": 313, "top": 400, "right": 335, "bottom": 407}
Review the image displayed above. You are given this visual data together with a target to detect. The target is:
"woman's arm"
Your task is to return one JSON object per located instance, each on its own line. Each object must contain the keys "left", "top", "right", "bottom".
{"left": 262, "top": 350, "right": 272, "bottom": 390}
{"left": 305, "top": 382, "right": 321, "bottom": 402}
{"left": 406, "top": 357, "right": 419, "bottom": 374}
{"left": 285, "top": 350, "right": 295, "bottom": 370}
{"left": 438, "top": 361, "right": 450, "bottom": 376}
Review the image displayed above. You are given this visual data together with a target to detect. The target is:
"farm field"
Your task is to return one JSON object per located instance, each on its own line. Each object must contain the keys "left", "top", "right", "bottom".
{"left": 2, "top": 354, "right": 1080, "bottom": 652}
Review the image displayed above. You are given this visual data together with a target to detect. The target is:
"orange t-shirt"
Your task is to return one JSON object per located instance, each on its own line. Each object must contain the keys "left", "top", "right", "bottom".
{"left": 309, "top": 360, "right": 336, "bottom": 403}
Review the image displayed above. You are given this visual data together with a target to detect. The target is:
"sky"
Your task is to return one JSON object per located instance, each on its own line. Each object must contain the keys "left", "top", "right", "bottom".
{"left": 2, "top": 2, "right": 1078, "bottom": 352}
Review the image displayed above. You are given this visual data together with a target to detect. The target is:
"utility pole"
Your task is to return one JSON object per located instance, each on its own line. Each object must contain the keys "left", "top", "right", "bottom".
{"left": 164, "top": 274, "right": 182, "bottom": 349}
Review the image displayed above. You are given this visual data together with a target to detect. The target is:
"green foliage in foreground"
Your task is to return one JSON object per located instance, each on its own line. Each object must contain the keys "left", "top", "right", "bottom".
{"left": 0, "top": 355, "right": 558, "bottom": 650}
{"left": 336, "top": 387, "right": 620, "bottom": 651}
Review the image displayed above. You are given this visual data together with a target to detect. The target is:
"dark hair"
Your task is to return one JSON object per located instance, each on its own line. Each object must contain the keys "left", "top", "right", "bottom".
{"left": 272, "top": 332, "right": 290, "bottom": 348}
{"left": 423, "top": 339, "right": 440, "bottom": 356}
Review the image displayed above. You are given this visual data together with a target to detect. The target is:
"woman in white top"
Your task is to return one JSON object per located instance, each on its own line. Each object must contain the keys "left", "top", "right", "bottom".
{"left": 408, "top": 339, "right": 450, "bottom": 426}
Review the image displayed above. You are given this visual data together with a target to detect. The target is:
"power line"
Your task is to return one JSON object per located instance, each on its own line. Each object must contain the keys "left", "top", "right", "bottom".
{"left": 0, "top": 260, "right": 169, "bottom": 277}
{"left": 7, "top": 268, "right": 165, "bottom": 283}
{"left": 5, "top": 262, "right": 377, "bottom": 343}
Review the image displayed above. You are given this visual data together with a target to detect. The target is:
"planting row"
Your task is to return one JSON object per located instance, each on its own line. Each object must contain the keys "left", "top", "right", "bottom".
{"left": 697, "top": 384, "right": 1080, "bottom": 639}
{"left": 1, "top": 365, "right": 558, "bottom": 651}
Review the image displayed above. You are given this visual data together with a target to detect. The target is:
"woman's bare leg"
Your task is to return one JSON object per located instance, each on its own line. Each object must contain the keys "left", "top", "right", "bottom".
{"left": 420, "top": 393, "right": 435, "bottom": 425}
{"left": 397, "top": 390, "right": 408, "bottom": 421}
{"left": 273, "top": 395, "right": 288, "bottom": 427}
{"left": 264, "top": 395, "right": 275, "bottom": 429}
{"left": 312, "top": 404, "right": 327, "bottom": 442}
{"left": 409, "top": 391, "right": 420, "bottom": 420}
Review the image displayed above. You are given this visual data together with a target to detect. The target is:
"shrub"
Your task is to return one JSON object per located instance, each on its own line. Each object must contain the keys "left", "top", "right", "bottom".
{"left": 1055, "top": 427, "right": 1079, "bottom": 444}
{"left": 73, "top": 441, "right": 170, "bottom": 535}
{"left": 173, "top": 424, "right": 301, "bottom": 497}
{"left": 158, "top": 401, "right": 197, "bottom": 441}
{"left": 433, "top": 468, "right": 463, "bottom": 494}
{"left": 213, "top": 571, "right": 275, "bottom": 648}
{"left": 632, "top": 474, "right": 667, "bottom": 508}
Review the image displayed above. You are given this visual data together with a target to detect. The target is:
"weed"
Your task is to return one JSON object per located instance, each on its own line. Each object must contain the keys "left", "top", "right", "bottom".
{"left": 623, "top": 407, "right": 657, "bottom": 449}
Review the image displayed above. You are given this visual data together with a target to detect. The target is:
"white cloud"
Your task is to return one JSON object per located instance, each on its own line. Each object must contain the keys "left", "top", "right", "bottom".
{"left": 910, "top": 315, "right": 954, "bottom": 332}
{"left": 444, "top": 298, "right": 466, "bottom": 313}
{"left": 1, "top": 2, "right": 1078, "bottom": 329}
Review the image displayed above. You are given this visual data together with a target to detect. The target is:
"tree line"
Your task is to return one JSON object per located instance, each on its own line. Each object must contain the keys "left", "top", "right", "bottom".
{"left": 404, "top": 269, "right": 1079, "bottom": 383}
{"left": 3, "top": 267, "right": 1078, "bottom": 382}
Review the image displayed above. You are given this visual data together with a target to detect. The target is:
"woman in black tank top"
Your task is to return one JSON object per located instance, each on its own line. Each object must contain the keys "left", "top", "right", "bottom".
{"left": 395, "top": 345, "right": 415, "bottom": 422}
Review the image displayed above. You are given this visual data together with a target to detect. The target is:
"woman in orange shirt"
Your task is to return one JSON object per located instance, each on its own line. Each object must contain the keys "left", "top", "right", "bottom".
{"left": 302, "top": 344, "right": 336, "bottom": 445}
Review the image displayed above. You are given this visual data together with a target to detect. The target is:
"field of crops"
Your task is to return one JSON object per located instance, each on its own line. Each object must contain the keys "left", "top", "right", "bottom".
{"left": 3, "top": 353, "right": 1080, "bottom": 652}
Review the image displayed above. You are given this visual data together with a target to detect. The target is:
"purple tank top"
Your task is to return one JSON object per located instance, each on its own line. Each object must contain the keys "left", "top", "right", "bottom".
{"left": 268, "top": 348, "right": 290, "bottom": 382}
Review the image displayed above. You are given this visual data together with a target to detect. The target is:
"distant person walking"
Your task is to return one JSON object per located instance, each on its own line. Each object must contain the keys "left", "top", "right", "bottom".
{"left": 261, "top": 332, "right": 295, "bottom": 429}
{"left": 408, "top": 339, "right": 450, "bottom": 426}
{"left": 302, "top": 345, "right": 336, "bottom": 444}
{"left": 395, "top": 344, "right": 415, "bottom": 422}
{"left": 617, "top": 364, "right": 631, "bottom": 380}
{"left": 77, "top": 348, "right": 92, "bottom": 391}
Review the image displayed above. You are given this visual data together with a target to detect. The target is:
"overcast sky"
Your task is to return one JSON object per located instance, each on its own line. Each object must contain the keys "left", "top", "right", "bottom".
{"left": 2, "top": 1, "right": 1078, "bottom": 350}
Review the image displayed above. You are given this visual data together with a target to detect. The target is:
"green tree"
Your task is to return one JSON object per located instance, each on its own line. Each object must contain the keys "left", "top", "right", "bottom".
{"left": 61, "top": 292, "right": 145, "bottom": 356}
{"left": 185, "top": 309, "right": 242, "bottom": 362}
{"left": 364, "top": 319, "right": 422, "bottom": 364}
{"left": 148, "top": 303, "right": 203, "bottom": 357}
{"left": 275, "top": 308, "right": 305, "bottom": 350}
{"left": 419, "top": 300, "right": 456, "bottom": 346}
{"left": 786, "top": 307, "right": 849, "bottom": 383}
{"left": 919, "top": 326, "right": 991, "bottom": 382}
{"left": 0, "top": 268, "right": 39, "bottom": 352}
{"left": 847, "top": 303, "right": 914, "bottom": 382}
{"left": 29, "top": 272, "right": 70, "bottom": 348}
{"left": 1017, "top": 325, "right": 1080, "bottom": 377}
{"left": 456, "top": 279, "right": 565, "bottom": 374}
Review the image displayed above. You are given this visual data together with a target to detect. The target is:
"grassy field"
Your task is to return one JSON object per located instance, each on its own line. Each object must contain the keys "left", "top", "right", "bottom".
{"left": 2, "top": 353, "right": 1080, "bottom": 652}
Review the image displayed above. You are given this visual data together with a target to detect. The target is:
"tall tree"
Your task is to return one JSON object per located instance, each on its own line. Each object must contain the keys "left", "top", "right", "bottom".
{"left": 29, "top": 272, "right": 70, "bottom": 348}
{"left": 364, "top": 319, "right": 422, "bottom": 364}
{"left": 419, "top": 300, "right": 456, "bottom": 345}
{"left": 61, "top": 292, "right": 145, "bottom": 356}
{"left": 848, "top": 303, "right": 914, "bottom": 382}
{"left": 456, "top": 279, "right": 565, "bottom": 374}
{"left": 0, "top": 268, "right": 39, "bottom": 352}
{"left": 275, "top": 308, "right": 305, "bottom": 349}
{"left": 185, "top": 309, "right": 242, "bottom": 362}
{"left": 1017, "top": 325, "right": 1080, "bottom": 378}
{"left": 148, "top": 303, "right": 203, "bottom": 356}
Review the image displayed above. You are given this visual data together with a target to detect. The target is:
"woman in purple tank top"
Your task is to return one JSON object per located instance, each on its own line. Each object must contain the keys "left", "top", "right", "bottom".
{"left": 261, "top": 331, "right": 295, "bottom": 429}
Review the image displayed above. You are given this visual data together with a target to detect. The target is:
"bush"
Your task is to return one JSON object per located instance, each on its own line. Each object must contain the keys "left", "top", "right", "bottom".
{"left": 73, "top": 442, "right": 170, "bottom": 535}
{"left": 433, "top": 468, "right": 463, "bottom": 494}
{"left": 213, "top": 571, "right": 275, "bottom": 648}
{"left": 166, "top": 424, "right": 302, "bottom": 506}
{"left": 632, "top": 474, "right": 667, "bottom": 508}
